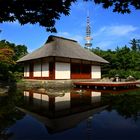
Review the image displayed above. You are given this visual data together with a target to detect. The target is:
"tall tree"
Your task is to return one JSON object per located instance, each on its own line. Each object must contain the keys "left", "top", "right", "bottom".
{"left": 0, "top": 0, "right": 140, "bottom": 32}
{"left": 91, "top": 39, "right": 140, "bottom": 79}
{"left": 0, "top": 47, "right": 15, "bottom": 64}
{"left": 129, "top": 38, "right": 139, "bottom": 51}
{"left": 0, "top": 40, "right": 28, "bottom": 81}
{"left": 0, "top": 40, "right": 28, "bottom": 60}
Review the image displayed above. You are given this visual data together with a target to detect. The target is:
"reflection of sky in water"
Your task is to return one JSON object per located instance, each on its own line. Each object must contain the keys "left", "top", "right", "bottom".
{"left": 92, "top": 110, "right": 140, "bottom": 139}
{"left": 8, "top": 115, "right": 48, "bottom": 140}
{"left": 8, "top": 115, "right": 89, "bottom": 140}
{"left": 8, "top": 110, "right": 140, "bottom": 140}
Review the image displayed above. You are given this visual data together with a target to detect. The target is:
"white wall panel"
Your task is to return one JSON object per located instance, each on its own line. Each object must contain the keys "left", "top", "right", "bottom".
{"left": 33, "top": 93, "right": 41, "bottom": 105}
{"left": 55, "top": 92, "right": 71, "bottom": 111}
{"left": 24, "top": 91, "right": 29, "bottom": 96}
{"left": 91, "top": 66, "right": 101, "bottom": 79}
{"left": 42, "top": 62, "right": 49, "bottom": 77}
{"left": 41, "top": 94, "right": 49, "bottom": 108}
{"left": 55, "top": 62, "right": 70, "bottom": 79}
{"left": 33, "top": 62, "right": 41, "bottom": 77}
{"left": 42, "top": 94, "right": 49, "bottom": 101}
{"left": 24, "top": 91, "right": 29, "bottom": 101}
{"left": 24, "top": 64, "right": 29, "bottom": 77}
{"left": 91, "top": 92, "right": 101, "bottom": 103}
{"left": 33, "top": 93, "right": 41, "bottom": 99}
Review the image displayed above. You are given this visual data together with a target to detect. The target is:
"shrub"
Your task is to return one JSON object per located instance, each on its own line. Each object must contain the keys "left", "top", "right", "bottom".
{"left": 108, "top": 69, "right": 140, "bottom": 79}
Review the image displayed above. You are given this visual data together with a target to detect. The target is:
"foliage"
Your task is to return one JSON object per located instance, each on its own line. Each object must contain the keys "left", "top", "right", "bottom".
{"left": 0, "top": 40, "right": 28, "bottom": 61}
{"left": 91, "top": 38, "right": 140, "bottom": 79}
{"left": 93, "top": 0, "right": 140, "bottom": 13}
{"left": 0, "top": 47, "right": 15, "bottom": 64}
{"left": 129, "top": 38, "right": 140, "bottom": 51}
{"left": 0, "top": 0, "right": 140, "bottom": 32}
{"left": 0, "top": 40, "right": 27, "bottom": 82}
{"left": 0, "top": 0, "right": 76, "bottom": 32}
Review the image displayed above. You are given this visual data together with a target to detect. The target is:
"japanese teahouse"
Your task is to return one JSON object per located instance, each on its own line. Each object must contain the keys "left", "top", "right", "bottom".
{"left": 17, "top": 35, "right": 108, "bottom": 80}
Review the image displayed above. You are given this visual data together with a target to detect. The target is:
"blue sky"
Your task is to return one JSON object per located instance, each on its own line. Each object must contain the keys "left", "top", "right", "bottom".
{"left": 0, "top": 1, "right": 140, "bottom": 52}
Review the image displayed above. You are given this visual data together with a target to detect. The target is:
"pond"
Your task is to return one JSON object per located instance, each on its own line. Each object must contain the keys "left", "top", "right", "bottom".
{"left": 0, "top": 86, "right": 140, "bottom": 140}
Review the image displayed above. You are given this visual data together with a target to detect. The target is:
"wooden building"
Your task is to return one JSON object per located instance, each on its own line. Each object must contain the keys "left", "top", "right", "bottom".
{"left": 17, "top": 35, "right": 108, "bottom": 80}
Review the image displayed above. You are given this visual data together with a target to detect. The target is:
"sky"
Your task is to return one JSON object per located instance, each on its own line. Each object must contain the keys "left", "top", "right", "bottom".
{"left": 0, "top": 1, "right": 140, "bottom": 52}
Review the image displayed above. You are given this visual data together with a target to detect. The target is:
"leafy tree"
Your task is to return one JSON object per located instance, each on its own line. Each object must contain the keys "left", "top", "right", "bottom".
{"left": 91, "top": 38, "right": 140, "bottom": 79}
{"left": 0, "top": 0, "right": 140, "bottom": 32}
{"left": 0, "top": 0, "right": 76, "bottom": 32}
{"left": 129, "top": 38, "right": 140, "bottom": 51}
{"left": 0, "top": 40, "right": 28, "bottom": 82}
{"left": 0, "top": 46, "right": 15, "bottom": 80}
{"left": 0, "top": 40, "right": 28, "bottom": 60}
{"left": 115, "top": 45, "right": 131, "bottom": 70}
{"left": 0, "top": 47, "right": 15, "bottom": 64}
{"left": 92, "top": 0, "right": 140, "bottom": 13}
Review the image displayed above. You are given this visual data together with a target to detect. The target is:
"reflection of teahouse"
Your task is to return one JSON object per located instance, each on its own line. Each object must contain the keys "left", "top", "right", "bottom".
{"left": 20, "top": 90, "right": 107, "bottom": 133}
{"left": 17, "top": 35, "right": 108, "bottom": 80}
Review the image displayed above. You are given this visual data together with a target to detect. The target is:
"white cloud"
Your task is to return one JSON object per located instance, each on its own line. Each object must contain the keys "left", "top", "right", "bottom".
{"left": 55, "top": 25, "right": 139, "bottom": 50}
{"left": 109, "top": 25, "right": 138, "bottom": 36}
{"left": 92, "top": 24, "right": 139, "bottom": 49}
{"left": 94, "top": 25, "right": 138, "bottom": 37}
{"left": 56, "top": 31, "right": 84, "bottom": 43}
{"left": 71, "top": 35, "right": 83, "bottom": 43}
{"left": 57, "top": 32, "right": 70, "bottom": 36}
{"left": 95, "top": 41, "right": 113, "bottom": 49}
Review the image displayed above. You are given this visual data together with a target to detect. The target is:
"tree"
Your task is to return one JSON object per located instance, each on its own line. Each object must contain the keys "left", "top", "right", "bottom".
{"left": 129, "top": 38, "right": 140, "bottom": 51}
{"left": 0, "top": 47, "right": 15, "bottom": 64}
{"left": 0, "top": 40, "right": 28, "bottom": 81}
{"left": 91, "top": 39, "right": 140, "bottom": 79}
{"left": 0, "top": 47, "right": 15, "bottom": 81}
{"left": 115, "top": 45, "right": 131, "bottom": 71}
{"left": 129, "top": 38, "right": 139, "bottom": 51}
{"left": 0, "top": 0, "right": 76, "bottom": 32}
{"left": 91, "top": 0, "right": 140, "bottom": 13}
{"left": 0, "top": 0, "right": 140, "bottom": 32}
{"left": 0, "top": 40, "right": 28, "bottom": 60}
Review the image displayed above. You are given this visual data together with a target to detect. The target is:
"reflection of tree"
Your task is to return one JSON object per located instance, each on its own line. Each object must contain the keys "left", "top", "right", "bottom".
{"left": 0, "top": 85, "right": 25, "bottom": 139}
{"left": 102, "top": 90, "right": 140, "bottom": 121}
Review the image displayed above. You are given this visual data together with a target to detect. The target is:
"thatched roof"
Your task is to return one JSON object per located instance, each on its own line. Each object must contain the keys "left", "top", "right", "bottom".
{"left": 17, "top": 35, "right": 109, "bottom": 63}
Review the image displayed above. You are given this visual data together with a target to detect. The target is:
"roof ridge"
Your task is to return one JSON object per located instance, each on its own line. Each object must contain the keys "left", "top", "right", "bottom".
{"left": 47, "top": 35, "right": 77, "bottom": 43}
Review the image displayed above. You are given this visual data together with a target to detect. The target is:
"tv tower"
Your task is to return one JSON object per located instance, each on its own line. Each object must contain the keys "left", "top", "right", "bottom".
{"left": 85, "top": 11, "right": 92, "bottom": 48}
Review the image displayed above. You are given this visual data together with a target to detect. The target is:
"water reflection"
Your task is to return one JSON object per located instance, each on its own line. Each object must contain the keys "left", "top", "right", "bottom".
{"left": 18, "top": 88, "right": 140, "bottom": 134}
{"left": 0, "top": 85, "right": 25, "bottom": 140}
{"left": 1, "top": 87, "right": 140, "bottom": 140}
{"left": 22, "top": 89, "right": 103, "bottom": 108}
{"left": 18, "top": 89, "right": 107, "bottom": 134}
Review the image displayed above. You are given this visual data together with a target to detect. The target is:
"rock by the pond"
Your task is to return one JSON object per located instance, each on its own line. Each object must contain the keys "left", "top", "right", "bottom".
{"left": 0, "top": 86, "right": 9, "bottom": 95}
{"left": 126, "top": 75, "right": 136, "bottom": 81}
{"left": 0, "top": 88, "right": 8, "bottom": 94}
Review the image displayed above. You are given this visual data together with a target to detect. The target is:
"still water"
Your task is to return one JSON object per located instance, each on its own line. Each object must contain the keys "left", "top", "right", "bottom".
{"left": 0, "top": 87, "right": 140, "bottom": 140}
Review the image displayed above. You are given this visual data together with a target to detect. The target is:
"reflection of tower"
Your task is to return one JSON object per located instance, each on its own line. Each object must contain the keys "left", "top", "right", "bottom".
{"left": 85, "top": 13, "right": 92, "bottom": 49}
{"left": 86, "top": 116, "right": 93, "bottom": 140}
